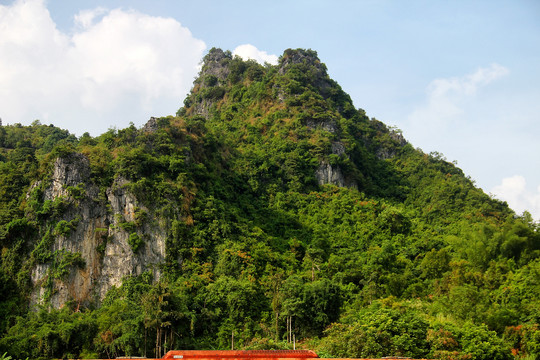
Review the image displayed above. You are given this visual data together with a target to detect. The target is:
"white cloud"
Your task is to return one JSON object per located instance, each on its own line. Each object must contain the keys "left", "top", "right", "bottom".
{"left": 491, "top": 175, "right": 540, "bottom": 221}
{"left": 73, "top": 7, "right": 107, "bottom": 29}
{"left": 408, "top": 64, "right": 509, "bottom": 128}
{"left": 233, "top": 44, "right": 278, "bottom": 65}
{"left": 0, "top": 0, "right": 206, "bottom": 135}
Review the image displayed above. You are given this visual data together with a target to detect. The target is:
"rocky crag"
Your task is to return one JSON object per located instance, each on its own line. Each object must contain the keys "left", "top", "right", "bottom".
{"left": 28, "top": 153, "right": 165, "bottom": 308}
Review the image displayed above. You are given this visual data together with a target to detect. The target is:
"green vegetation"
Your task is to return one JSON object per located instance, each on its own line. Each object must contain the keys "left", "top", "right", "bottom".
{"left": 0, "top": 48, "right": 539, "bottom": 359}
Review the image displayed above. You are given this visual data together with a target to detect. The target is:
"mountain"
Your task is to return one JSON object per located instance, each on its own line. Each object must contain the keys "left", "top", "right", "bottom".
{"left": 0, "top": 48, "right": 539, "bottom": 360}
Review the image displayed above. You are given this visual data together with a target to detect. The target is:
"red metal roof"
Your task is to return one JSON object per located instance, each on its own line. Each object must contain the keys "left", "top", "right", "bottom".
{"left": 80, "top": 349, "right": 431, "bottom": 360}
{"left": 162, "top": 350, "right": 319, "bottom": 360}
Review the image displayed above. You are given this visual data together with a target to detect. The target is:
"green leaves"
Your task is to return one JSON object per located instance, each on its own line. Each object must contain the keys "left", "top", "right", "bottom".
{"left": 1, "top": 49, "right": 539, "bottom": 358}
{"left": 322, "top": 303, "right": 429, "bottom": 359}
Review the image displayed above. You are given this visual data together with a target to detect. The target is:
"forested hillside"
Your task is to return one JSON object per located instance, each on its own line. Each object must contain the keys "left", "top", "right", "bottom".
{"left": 0, "top": 48, "right": 539, "bottom": 360}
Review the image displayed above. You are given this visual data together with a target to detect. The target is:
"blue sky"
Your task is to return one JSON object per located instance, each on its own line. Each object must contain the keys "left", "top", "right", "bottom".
{"left": 1, "top": 0, "right": 539, "bottom": 220}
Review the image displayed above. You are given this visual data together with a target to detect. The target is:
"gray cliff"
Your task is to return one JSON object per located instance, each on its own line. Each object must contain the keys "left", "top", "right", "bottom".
{"left": 29, "top": 153, "right": 166, "bottom": 308}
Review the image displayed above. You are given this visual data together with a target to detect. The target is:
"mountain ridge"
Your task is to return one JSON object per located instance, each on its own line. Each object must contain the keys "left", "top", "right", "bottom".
{"left": 0, "top": 48, "right": 538, "bottom": 360}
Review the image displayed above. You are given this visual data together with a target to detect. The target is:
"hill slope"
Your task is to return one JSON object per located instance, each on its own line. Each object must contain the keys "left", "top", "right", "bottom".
{"left": 0, "top": 48, "right": 539, "bottom": 360}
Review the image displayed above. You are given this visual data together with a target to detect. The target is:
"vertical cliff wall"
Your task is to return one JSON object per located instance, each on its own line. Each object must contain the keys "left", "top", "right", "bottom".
{"left": 29, "top": 153, "right": 166, "bottom": 308}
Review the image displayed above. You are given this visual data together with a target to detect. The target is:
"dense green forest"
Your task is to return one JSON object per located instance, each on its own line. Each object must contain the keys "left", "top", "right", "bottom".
{"left": 0, "top": 48, "right": 539, "bottom": 360}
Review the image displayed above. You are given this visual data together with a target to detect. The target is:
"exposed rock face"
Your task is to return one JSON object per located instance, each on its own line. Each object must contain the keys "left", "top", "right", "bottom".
{"left": 30, "top": 153, "right": 166, "bottom": 308}
{"left": 199, "top": 48, "right": 231, "bottom": 82}
{"left": 315, "top": 141, "right": 357, "bottom": 189}
{"left": 100, "top": 178, "right": 165, "bottom": 299}
{"left": 44, "top": 154, "right": 95, "bottom": 199}
{"left": 190, "top": 48, "right": 231, "bottom": 118}
{"left": 315, "top": 162, "right": 347, "bottom": 187}
{"left": 142, "top": 117, "right": 159, "bottom": 133}
{"left": 375, "top": 129, "right": 408, "bottom": 160}
{"left": 278, "top": 49, "right": 333, "bottom": 96}
{"left": 278, "top": 49, "right": 327, "bottom": 77}
{"left": 315, "top": 161, "right": 357, "bottom": 189}
{"left": 331, "top": 142, "right": 346, "bottom": 156}
{"left": 305, "top": 117, "right": 338, "bottom": 133}
{"left": 364, "top": 119, "right": 408, "bottom": 160}
{"left": 390, "top": 131, "right": 407, "bottom": 147}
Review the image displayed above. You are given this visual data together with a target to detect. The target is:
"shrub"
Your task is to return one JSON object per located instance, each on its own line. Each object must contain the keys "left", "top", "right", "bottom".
{"left": 128, "top": 233, "right": 143, "bottom": 252}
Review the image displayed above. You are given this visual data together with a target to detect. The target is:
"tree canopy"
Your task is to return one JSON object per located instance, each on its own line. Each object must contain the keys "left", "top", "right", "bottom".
{"left": 0, "top": 48, "right": 538, "bottom": 360}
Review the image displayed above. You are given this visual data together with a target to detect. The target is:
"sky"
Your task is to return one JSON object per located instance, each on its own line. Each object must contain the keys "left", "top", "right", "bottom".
{"left": 1, "top": 0, "right": 539, "bottom": 220}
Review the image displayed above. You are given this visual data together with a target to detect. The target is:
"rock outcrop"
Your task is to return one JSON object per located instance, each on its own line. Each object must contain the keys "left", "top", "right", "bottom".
{"left": 368, "top": 119, "right": 408, "bottom": 160}
{"left": 315, "top": 141, "right": 357, "bottom": 189}
{"left": 29, "top": 153, "right": 166, "bottom": 308}
{"left": 315, "top": 162, "right": 346, "bottom": 187}
{"left": 190, "top": 48, "right": 231, "bottom": 118}
{"left": 141, "top": 117, "right": 159, "bottom": 133}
